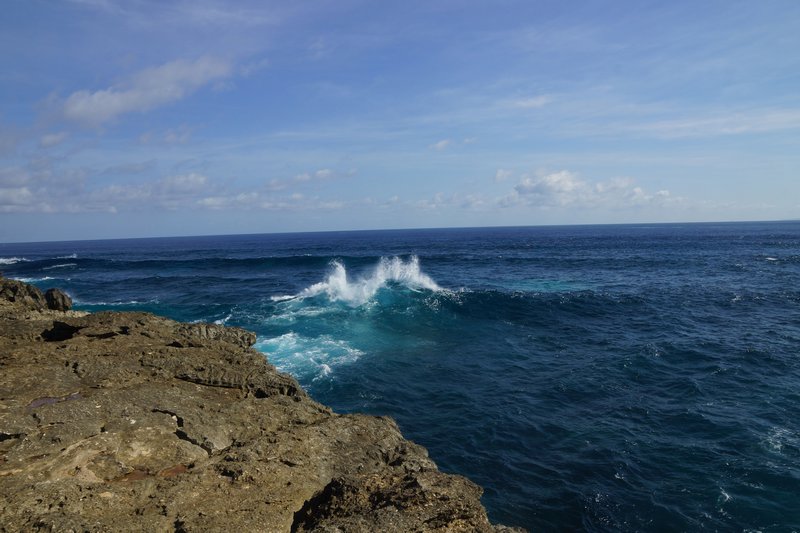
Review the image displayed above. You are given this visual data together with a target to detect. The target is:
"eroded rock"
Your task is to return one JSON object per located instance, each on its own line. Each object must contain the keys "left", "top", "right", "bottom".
{"left": 0, "top": 277, "right": 524, "bottom": 532}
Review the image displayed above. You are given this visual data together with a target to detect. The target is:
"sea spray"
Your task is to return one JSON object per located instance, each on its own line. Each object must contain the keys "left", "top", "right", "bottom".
{"left": 274, "top": 255, "right": 442, "bottom": 306}
{"left": 263, "top": 256, "right": 444, "bottom": 380}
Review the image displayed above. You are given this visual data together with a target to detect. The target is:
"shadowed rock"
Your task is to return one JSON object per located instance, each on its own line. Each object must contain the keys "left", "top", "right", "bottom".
{"left": 45, "top": 288, "right": 72, "bottom": 311}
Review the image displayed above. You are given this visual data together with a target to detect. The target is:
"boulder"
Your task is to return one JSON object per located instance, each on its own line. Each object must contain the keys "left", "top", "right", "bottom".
{"left": 0, "top": 276, "right": 47, "bottom": 310}
{"left": 45, "top": 287, "right": 73, "bottom": 311}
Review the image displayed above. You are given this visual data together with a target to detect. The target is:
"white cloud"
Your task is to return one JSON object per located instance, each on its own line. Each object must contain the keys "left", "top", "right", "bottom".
{"left": 0, "top": 187, "right": 35, "bottom": 212}
{"left": 63, "top": 57, "right": 232, "bottom": 125}
{"left": 294, "top": 168, "right": 333, "bottom": 182}
{"left": 39, "top": 132, "right": 68, "bottom": 148}
{"left": 314, "top": 168, "right": 333, "bottom": 179}
{"left": 515, "top": 170, "right": 583, "bottom": 201}
{"left": 414, "top": 192, "right": 490, "bottom": 211}
{"left": 160, "top": 173, "right": 208, "bottom": 194}
{"left": 239, "top": 57, "right": 270, "bottom": 77}
{"left": 494, "top": 169, "right": 513, "bottom": 182}
{"left": 429, "top": 139, "right": 452, "bottom": 151}
{"left": 416, "top": 192, "right": 448, "bottom": 210}
{"left": 0, "top": 167, "right": 30, "bottom": 188}
{"left": 626, "top": 109, "right": 800, "bottom": 138}
{"left": 68, "top": 0, "right": 281, "bottom": 28}
{"left": 511, "top": 95, "right": 551, "bottom": 109}
{"left": 505, "top": 170, "right": 679, "bottom": 209}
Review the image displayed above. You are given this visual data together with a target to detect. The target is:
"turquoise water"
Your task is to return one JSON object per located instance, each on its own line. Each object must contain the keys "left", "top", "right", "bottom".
{"left": 3, "top": 221, "right": 800, "bottom": 530}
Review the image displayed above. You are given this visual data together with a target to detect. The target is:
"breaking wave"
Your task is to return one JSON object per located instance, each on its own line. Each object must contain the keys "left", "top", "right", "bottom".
{"left": 256, "top": 332, "right": 363, "bottom": 382}
{"left": 43, "top": 263, "right": 77, "bottom": 270}
{"left": 272, "top": 256, "right": 442, "bottom": 306}
{"left": 0, "top": 257, "right": 29, "bottom": 265}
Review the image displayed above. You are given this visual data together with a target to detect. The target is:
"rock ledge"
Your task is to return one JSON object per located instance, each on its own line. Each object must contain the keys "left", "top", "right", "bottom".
{"left": 0, "top": 276, "right": 522, "bottom": 532}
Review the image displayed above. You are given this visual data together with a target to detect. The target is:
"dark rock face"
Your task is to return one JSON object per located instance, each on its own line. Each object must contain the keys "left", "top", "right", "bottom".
{"left": 0, "top": 276, "right": 48, "bottom": 310}
{"left": 44, "top": 287, "right": 72, "bottom": 311}
{"left": 0, "top": 278, "right": 523, "bottom": 532}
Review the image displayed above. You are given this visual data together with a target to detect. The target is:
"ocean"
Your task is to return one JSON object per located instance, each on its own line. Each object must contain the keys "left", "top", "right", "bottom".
{"left": 2, "top": 221, "right": 799, "bottom": 531}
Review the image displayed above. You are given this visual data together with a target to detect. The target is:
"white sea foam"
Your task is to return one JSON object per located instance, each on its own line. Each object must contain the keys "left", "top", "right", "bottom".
{"left": 765, "top": 257, "right": 779, "bottom": 262}
{"left": 0, "top": 257, "right": 29, "bottom": 265}
{"left": 57, "top": 253, "right": 78, "bottom": 259}
{"left": 214, "top": 313, "right": 233, "bottom": 325}
{"left": 256, "top": 332, "right": 363, "bottom": 382}
{"left": 763, "top": 426, "right": 797, "bottom": 454}
{"left": 76, "top": 299, "right": 159, "bottom": 306}
{"left": 282, "top": 256, "right": 441, "bottom": 306}
{"left": 13, "top": 276, "right": 54, "bottom": 282}
{"left": 43, "top": 263, "right": 77, "bottom": 270}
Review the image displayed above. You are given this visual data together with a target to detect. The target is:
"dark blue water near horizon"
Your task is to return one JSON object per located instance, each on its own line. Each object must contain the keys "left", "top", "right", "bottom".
{"left": 3, "top": 221, "right": 800, "bottom": 531}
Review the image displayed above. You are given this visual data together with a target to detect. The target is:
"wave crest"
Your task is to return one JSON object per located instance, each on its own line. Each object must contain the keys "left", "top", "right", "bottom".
{"left": 277, "top": 256, "right": 441, "bottom": 306}
{"left": 0, "top": 257, "right": 29, "bottom": 265}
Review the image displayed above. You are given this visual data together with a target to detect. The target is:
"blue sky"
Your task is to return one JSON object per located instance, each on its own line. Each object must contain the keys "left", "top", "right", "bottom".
{"left": 1, "top": 0, "right": 799, "bottom": 242}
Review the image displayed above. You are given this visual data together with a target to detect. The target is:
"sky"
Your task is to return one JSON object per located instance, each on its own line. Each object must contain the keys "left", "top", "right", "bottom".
{"left": 1, "top": 0, "right": 799, "bottom": 242}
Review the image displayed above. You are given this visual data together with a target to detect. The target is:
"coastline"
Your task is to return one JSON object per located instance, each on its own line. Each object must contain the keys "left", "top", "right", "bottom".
{"left": 0, "top": 276, "right": 521, "bottom": 532}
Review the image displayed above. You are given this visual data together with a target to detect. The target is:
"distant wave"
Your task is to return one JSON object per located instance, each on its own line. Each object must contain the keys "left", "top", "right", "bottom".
{"left": 42, "top": 263, "right": 77, "bottom": 270}
{"left": 273, "top": 256, "right": 442, "bottom": 306}
{"left": 57, "top": 253, "right": 78, "bottom": 259}
{"left": 0, "top": 257, "right": 29, "bottom": 265}
{"left": 75, "top": 299, "right": 160, "bottom": 306}
{"left": 12, "top": 276, "right": 55, "bottom": 283}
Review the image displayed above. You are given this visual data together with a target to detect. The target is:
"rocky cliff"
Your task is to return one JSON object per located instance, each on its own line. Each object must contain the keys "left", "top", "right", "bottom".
{"left": 0, "top": 276, "right": 522, "bottom": 532}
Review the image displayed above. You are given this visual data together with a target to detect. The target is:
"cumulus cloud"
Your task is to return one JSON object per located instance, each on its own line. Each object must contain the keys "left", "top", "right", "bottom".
{"left": 514, "top": 170, "right": 583, "bottom": 202}
{"left": 62, "top": 57, "right": 232, "bottom": 125}
{"left": 293, "top": 168, "right": 333, "bottom": 182}
{"left": 0, "top": 187, "right": 35, "bottom": 212}
{"left": 0, "top": 159, "right": 356, "bottom": 214}
{"left": 503, "top": 170, "right": 678, "bottom": 209}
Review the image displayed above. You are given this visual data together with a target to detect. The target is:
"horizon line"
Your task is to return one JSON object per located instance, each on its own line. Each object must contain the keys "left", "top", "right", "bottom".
{"left": 2, "top": 218, "right": 798, "bottom": 246}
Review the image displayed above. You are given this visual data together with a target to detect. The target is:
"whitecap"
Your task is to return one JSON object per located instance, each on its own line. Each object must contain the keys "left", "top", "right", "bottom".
{"left": 42, "top": 263, "right": 77, "bottom": 270}
{"left": 256, "top": 332, "right": 363, "bottom": 382}
{"left": 763, "top": 426, "right": 797, "bottom": 454}
{"left": 765, "top": 257, "right": 779, "bottom": 262}
{"left": 77, "top": 299, "right": 159, "bottom": 306}
{"left": 56, "top": 253, "right": 78, "bottom": 259}
{"left": 0, "top": 257, "right": 29, "bottom": 265}
{"left": 214, "top": 313, "right": 233, "bottom": 325}
{"left": 276, "top": 256, "right": 442, "bottom": 307}
{"left": 12, "top": 276, "right": 54, "bottom": 282}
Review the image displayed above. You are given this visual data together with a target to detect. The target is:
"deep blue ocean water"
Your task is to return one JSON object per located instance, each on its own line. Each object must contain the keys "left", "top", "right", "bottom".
{"left": 2, "top": 221, "right": 800, "bottom": 531}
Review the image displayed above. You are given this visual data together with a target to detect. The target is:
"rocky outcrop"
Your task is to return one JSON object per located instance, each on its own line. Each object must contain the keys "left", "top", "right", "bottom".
{"left": 0, "top": 276, "right": 522, "bottom": 532}
{"left": 44, "top": 287, "right": 73, "bottom": 311}
{"left": 0, "top": 277, "right": 72, "bottom": 311}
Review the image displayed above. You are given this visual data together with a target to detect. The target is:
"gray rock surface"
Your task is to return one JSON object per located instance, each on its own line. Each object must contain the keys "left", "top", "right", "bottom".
{"left": 0, "top": 276, "right": 523, "bottom": 532}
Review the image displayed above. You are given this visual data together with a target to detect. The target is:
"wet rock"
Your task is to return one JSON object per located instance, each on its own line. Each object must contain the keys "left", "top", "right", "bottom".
{"left": 0, "top": 279, "right": 524, "bottom": 532}
{"left": 44, "top": 288, "right": 72, "bottom": 311}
